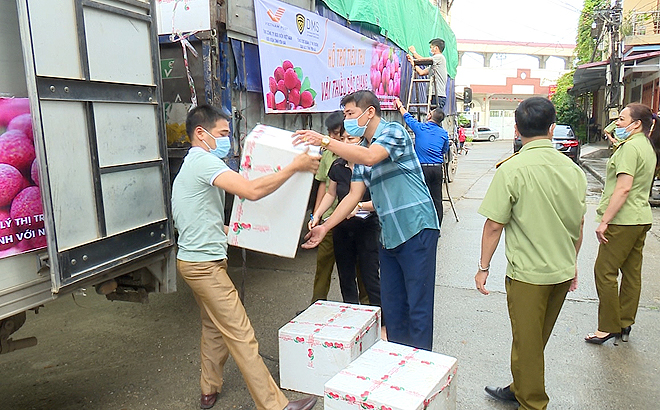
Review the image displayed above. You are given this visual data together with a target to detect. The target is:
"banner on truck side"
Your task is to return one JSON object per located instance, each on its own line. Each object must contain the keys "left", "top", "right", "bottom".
{"left": 0, "top": 98, "right": 46, "bottom": 259}
{"left": 254, "top": 0, "right": 403, "bottom": 113}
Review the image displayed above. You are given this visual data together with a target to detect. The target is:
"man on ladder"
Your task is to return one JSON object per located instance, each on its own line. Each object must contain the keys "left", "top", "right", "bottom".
{"left": 407, "top": 38, "right": 447, "bottom": 110}
{"left": 404, "top": 37, "right": 459, "bottom": 224}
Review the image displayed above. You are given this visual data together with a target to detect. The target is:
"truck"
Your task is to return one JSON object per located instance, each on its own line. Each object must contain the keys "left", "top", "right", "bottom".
{"left": 0, "top": 0, "right": 176, "bottom": 353}
{"left": 155, "top": 0, "right": 460, "bottom": 181}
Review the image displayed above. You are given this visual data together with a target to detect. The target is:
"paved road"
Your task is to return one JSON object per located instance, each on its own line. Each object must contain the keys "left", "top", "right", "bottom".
{"left": 1, "top": 140, "right": 659, "bottom": 409}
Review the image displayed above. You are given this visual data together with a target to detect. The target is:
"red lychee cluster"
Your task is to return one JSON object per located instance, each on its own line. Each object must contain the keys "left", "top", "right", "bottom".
{"left": 371, "top": 44, "right": 401, "bottom": 97}
{"left": 266, "top": 60, "right": 316, "bottom": 111}
{"left": 0, "top": 98, "right": 45, "bottom": 254}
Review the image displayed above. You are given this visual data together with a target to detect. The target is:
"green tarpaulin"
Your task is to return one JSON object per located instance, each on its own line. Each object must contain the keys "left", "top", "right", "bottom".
{"left": 320, "top": 0, "right": 458, "bottom": 78}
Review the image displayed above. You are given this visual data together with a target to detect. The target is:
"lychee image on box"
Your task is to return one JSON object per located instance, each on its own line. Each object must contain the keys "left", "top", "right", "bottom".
{"left": 0, "top": 97, "right": 46, "bottom": 258}
{"left": 266, "top": 60, "right": 317, "bottom": 112}
{"left": 324, "top": 340, "right": 458, "bottom": 410}
{"left": 278, "top": 300, "right": 381, "bottom": 396}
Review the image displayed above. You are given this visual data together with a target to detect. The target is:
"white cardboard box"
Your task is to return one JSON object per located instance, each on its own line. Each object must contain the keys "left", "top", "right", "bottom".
{"left": 279, "top": 301, "right": 382, "bottom": 396}
{"left": 227, "top": 124, "right": 319, "bottom": 258}
{"left": 324, "top": 340, "right": 458, "bottom": 410}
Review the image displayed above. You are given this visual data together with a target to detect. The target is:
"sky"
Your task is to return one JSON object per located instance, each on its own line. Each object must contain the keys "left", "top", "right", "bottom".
{"left": 449, "top": 0, "right": 586, "bottom": 69}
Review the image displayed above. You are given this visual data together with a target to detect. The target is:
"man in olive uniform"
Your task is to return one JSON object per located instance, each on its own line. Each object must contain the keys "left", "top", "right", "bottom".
{"left": 474, "top": 97, "right": 587, "bottom": 410}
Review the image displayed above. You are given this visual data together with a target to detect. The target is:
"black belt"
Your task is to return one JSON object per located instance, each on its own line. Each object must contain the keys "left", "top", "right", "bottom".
{"left": 421, "top": 163, "right": 443, "bottom": 166}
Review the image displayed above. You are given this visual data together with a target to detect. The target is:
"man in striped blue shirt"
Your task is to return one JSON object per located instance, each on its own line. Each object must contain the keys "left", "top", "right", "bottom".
{"left": 294, "top": 90, "right": 440, "bottom": 351}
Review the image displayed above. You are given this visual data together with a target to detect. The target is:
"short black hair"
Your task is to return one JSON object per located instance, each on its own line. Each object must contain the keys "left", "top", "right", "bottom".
{"left": 340, "top": 90, "right": 381, "bottom": 116}
{"left": 431, "top": 109, "right": 445, "bottom": 124}
{"left": 325, "top": 110, "right": 344, "bottom": 132}
{"left": 430, "top": 38, "right": 445, "bottom": 52}
{"left": 515, "top": 97, "right": 556, "bottom": 138}
{"left": 185, "top": 105, "right": 231, "bottom": 139}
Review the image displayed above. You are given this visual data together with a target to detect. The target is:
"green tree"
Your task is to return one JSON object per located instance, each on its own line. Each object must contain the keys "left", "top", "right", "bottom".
{"left": 552, "top": 71, "right": 587, "bottom": 141}
{"left": 576, "top": 0, "right": 610, "bottom": 64}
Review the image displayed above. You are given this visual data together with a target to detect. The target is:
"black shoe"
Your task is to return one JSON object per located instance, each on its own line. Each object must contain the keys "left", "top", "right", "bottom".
{"left": 585, "top": 332, "right": 620, "bottom": 345}
{"left": 485, "top": 385, "right": 518, "bottom": 404}
{"left": 621, "top": 326, "right": 632, "bottom": 342}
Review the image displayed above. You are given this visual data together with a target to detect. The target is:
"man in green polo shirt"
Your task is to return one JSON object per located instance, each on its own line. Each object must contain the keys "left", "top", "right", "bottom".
{"left": 474, "top": 97, "right": 587, "bottom": 410}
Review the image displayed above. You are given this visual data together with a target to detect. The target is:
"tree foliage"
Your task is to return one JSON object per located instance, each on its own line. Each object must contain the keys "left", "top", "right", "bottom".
{"left": 552, "top": 71, "right": 587, "bottom": 140}
{"left": 576, "top": 0, "right": 610, "bottom": 64}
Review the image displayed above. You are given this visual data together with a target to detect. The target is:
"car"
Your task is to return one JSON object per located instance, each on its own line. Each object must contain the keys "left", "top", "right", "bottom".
{"left": 467, "top": 127, "right": 500, "bottom": 142}
{"left": 513, "top": 124, "right": 580, "bottom": 162}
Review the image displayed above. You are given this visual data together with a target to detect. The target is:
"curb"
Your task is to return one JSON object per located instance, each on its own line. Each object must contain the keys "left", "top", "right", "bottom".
{"left": 580, "top": 160, "right": 605, "bottom": 185}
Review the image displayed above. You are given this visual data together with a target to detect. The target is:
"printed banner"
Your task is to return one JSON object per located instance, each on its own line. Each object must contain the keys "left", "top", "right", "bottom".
{"left": 0, "top": 98, "right": 46, "bottom": 259}
{"left": 254, "top": 0, "right": 404, "bottom": 113}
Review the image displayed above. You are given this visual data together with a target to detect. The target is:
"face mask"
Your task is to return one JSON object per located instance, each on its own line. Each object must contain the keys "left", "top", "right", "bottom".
{"left": 343, "top": 108, "right": 372, "bottom": 137}
{"left": 201, "top": 128, "right": 231, "bottom": 159}
{"left": 429, "top": 49, "right": 434, "bottom": 57}
{"left": 614, "top": 122, "right": 635, "bottom": 141}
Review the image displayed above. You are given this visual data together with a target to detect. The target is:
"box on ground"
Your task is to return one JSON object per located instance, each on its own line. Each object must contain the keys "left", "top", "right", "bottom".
{"left": 324, "top": 340, "right": 458, "bottom": 410}
{"left": 279, "top": 300, "right": 382, "bottom": 396}
{"left": 227, "top": 124, "right": 319, "bottom": 258}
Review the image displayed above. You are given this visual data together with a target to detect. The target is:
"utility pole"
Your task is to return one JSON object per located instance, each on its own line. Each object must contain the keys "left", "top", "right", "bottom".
{"left": 607, "top": 0, "right": 623, "bottom": 111}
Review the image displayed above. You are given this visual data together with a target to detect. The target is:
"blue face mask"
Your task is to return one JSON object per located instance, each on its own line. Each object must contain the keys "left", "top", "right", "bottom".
{"left": 429, "top": 49, "right": 434, "bottom": 57}
{"left": 201, "top": 128, "right": 231, "bottom": 159}
{"left": 343, "top": 108, "right": 372, "bottom": 137}
{"left": 614, "top": 122, "right": 635, "bottom": 141}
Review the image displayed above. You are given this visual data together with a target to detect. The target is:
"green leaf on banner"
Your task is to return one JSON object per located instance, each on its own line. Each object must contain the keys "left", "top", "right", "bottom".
{"left": 302, "top": 77, "right": 311, "bottom": 91}
{"left": 295, "top": 67, "right": 303, "bottom": 80}
{"left": 309, "top": 89, "right": 317, "bottom": 99}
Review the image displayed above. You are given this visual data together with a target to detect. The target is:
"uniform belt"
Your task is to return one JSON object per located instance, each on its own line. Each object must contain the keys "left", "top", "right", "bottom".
{"left": 421, "top": 163, "right": 443, "bottom": 166}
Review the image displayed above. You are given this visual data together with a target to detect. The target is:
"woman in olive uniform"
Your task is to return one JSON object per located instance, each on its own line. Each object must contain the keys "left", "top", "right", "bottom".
{"left": 586, "top": 103, "right": 660, "bottom": 344}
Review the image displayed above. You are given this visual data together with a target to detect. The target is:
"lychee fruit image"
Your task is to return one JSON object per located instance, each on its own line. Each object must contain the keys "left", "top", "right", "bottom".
{"left": 0, "top": 164, "right": 27, "bottom": 207}
{"left": 7, "top": 113, "right": 33, "bottom": 141}
{"left": 300, "top": 90, "right": 314, "bottom": 108}
{"left": 0, "top": 130, "right": 36, "bottom": 172}
{"left": 31, "top": 159, "right": 39, "bottom": 187}
{"left": 10, "top": 186, "right": 43, "bottom": 230}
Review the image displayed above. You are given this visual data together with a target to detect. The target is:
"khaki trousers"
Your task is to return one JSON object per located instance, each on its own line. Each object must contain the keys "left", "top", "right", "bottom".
{"left": 311, "top": 229, "right": 369, "bottom": 304}
{"left": 594, "top": 224, "right": 651, "bottom": 333}
{"left": 177, "top": 259, "right": 289, "bottom": 410}
{"left": 506, "top": 277, "right": 572, "bottom": 410}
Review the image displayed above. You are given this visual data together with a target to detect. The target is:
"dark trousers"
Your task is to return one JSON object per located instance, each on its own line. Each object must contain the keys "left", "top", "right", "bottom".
{"left": 506, "top": 276, "right": 571, "bottom": 410}
{"left": 332, "top": 217, "right": 381, "bottom": 306}
{"left": 379, "top": 228, "right": 438, "bottom": 351}
{"left": 431, "top": 95, "right": 446, "bottom": 110}
{"left": 421, "top": 164, "right": 443, "bottom": 227}
{"left": 311, "top": 228, "right": 370, "bottom": 304}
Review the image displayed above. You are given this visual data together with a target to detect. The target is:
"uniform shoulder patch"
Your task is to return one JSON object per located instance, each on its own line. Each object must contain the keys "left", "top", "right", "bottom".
{"left": 496, "top": 152, "right": 518, "bottom": 169}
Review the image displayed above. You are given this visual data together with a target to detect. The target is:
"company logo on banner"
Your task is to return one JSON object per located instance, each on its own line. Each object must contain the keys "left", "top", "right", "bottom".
{"left": 254, "top": 0, "right": 403, "bottom": 113}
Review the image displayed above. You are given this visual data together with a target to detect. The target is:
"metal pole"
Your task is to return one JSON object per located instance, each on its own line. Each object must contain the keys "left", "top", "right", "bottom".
{"left": 608, "top": 0, "right": 623, "bottom": 110}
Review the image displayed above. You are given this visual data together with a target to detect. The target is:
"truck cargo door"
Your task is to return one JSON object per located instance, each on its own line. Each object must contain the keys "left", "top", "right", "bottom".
{"left": 17, "top": 0, "right": 173, "bottom": 292}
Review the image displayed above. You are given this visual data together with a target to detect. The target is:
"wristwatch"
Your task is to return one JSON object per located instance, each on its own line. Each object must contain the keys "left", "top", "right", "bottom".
{"left": 321, "top": 136, "right": 331, "bottom": 148}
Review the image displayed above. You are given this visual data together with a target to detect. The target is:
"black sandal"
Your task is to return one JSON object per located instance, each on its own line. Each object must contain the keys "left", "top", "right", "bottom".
{"left": 585, "top": 332, "right": 620, "bottom": 345}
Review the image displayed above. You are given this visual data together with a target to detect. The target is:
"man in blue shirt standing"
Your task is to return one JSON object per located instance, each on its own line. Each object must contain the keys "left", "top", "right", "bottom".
{"left": 394, "top": 97, "right": 449, "bottom": 226}
{"left": 294, "top": 90, "right": 440, "bottom": 351}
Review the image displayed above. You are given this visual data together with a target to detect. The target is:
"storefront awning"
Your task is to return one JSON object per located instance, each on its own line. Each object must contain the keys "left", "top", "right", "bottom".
{"left": 571, "top": 49, "right": 660, "bottom": 96}
{"left": 569, "top": 60, "right": 608, "bottom": 96}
